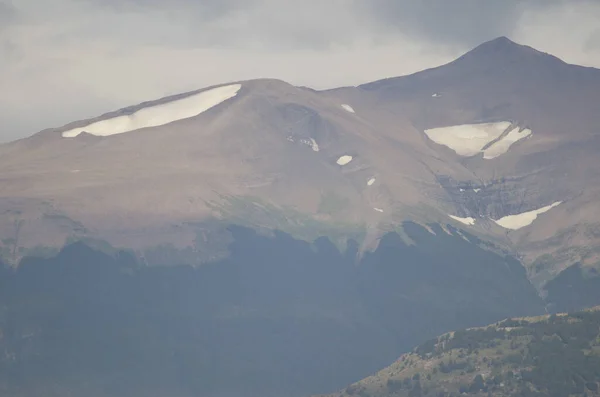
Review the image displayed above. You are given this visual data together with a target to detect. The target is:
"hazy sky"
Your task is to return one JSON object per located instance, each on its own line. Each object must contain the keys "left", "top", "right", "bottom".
{"left": 1, "top": 0, "right": 600, "bottom": 142}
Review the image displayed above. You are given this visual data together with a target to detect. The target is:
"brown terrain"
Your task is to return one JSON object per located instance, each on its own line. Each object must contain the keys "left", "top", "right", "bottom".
{"left": 1, "top": 36, "right": 600, "bottom": 290}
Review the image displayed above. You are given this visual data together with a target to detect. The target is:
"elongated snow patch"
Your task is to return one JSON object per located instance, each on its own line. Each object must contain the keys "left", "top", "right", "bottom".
{"left": 448, "top": 215, "right": 475, "bottom": 226}
{"left": 62, "top": 84, "right": 242, "bottom": 138}
{"left": 493, "top": 202, "right": 562, "bottom": 230}
{"left": 367, "top": 177, "right": 376, "bottom": 186}
{"left": 424, "top": 122, "right": 511, "bottom": 157}
{"left": 373, "top": 207, "right": 384, "bottom": 213}
{"left": 483, "top": 127, "right": 532, "bottom": 159}
{"left": 341, "top": 104, "right": 355, "bottom": 113}
{"left": 336, "top": 155, "right": 353, "bottom": 165}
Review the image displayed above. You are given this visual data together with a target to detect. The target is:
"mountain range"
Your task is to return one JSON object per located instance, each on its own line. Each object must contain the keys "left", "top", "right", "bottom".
{"left": 1, "top": 36, "right": 600, "bottom": 397}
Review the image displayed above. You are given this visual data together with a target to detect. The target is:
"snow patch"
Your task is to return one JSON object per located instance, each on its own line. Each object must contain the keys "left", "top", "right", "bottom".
{"left": 62, "top": 84, "right": 242, "bottom": 138}
{"left": 432, "top": 93, "right": 441, "bottom": 98}
{"left": 373, "top": 208, "right": 384, "bottom": 213}
{"left": 424, "top": 122, "right": 511, "bottom": 157}
{"left": 299, "top": 138, "right": 319, "bottom": 152}
{"left": 341, "top": 104, "right": 355, "bottom": 113}
{"left": 336, "top": 155, "right": 353, "bottom": 165}
{"left": 473, "top": 188, "right": 481, "bottom": 193}
{"left": 367, "top": 177, "right": 376, "bottom": 186}
{"left": 448, "top": 215, "right": 476, "bottom": 226}
{"left": 423, "top": 225, "right": 437, "bottom": 235}
{"left": 493, "top": 202, "right": 562, "bottom": 230}
{"left": 483, "top": 127, "right": 532, "bottom": 159}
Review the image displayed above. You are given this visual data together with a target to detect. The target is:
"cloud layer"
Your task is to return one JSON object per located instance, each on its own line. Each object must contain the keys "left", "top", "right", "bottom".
{"left": 1, "top": 0, "right": 599, "bottom": 141}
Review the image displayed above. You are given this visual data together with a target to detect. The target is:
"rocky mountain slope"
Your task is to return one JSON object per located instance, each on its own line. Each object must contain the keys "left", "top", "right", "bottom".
{"left": 1, "top": 37, "right": 600, "bottom": 294}
{"left": 321, "top": 307, "right": 600, "bottom": 397}
{"left": 1, "top": 36, "right": 600, "bottom": 396}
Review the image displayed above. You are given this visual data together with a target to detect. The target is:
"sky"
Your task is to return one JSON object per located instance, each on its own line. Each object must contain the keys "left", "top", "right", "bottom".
{"left": 1, "top": 0, "right": 600, "bottom": 142}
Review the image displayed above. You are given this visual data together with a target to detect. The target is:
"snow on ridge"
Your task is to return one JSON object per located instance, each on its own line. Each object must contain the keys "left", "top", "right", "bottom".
{"left": 341, "top": 104, "right": 355, "bottom": 113}
{"left": 493, "top": 202, "right": 562, "bottom": 230}
{"left": 483, "top": 127, "right": 532, "bottom": 159}
{"left": 298, "top": 138, "right": 319, "bottom": 152}
{"left": 336, "top": 155, "right": 353, "bottom": 165}
{"left": 309, "top": 138, "right": 320, "bottom": 152}
{"left": 62, "top": 84, "right": 242, "bottom": 138}
{"left": 424, "top": 122, "right": 511, "bottom": 157}
{"left": 448, "top": 215, "right": 476, "bottom": 226}
{"left": 367, "top": 177, "right": 376, "bottom": 186}
{"left": 373, "top": 207, "right": 384, "bottom": 213}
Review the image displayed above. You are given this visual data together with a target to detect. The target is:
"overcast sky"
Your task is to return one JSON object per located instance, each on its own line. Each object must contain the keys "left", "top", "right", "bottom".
{"left": 1, "top": 0, "right": 600, "bottom": 142}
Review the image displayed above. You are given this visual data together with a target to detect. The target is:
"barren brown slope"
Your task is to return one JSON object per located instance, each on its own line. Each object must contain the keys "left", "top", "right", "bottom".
{"left": 1, "top": 37, "right": 600, "bottom": 293}
{"left": 322, "top": 36, "right": 600, "bottom": 287}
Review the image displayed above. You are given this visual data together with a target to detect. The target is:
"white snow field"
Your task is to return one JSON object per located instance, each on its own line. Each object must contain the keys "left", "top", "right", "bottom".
{"left": 367, "top": 177, "right": 376, "bottom": 186}
{"left": 448, "top": 215, "right": 476, "bottom": 226}
{"left": 373, "top": 207, "right": 384, "bottom": 213}
{"left": 424, "top": 122, "right": 511, "bottom": 157}
{"left": 62, "top": 84, "right": 242, "bottom": 138}
{"left": 341, "top": 104, "right": 355, "bottom": 113}
{"left": 493, "top": 202, "right": 562, "bottom": 230}
{"left": 336, "top": 155, "right": 353, "bottom": 165}
{"left": 483, "top": 127, "right": 532, "bottom": 159}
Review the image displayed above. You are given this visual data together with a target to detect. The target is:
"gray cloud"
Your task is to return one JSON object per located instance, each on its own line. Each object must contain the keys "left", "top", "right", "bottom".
{"left": 359, "top": 0, "right": 600, "bottom": 47}
{"left": 0, "top": 1, "right": 16, "bottom": 28}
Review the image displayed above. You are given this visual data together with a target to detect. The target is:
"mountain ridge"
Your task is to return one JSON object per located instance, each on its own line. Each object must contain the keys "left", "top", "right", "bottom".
{"left": 318, "top": 306, "right": 600, "bottom": 397}
{"left": 1, "top": 36, "right": 600, "bottom": 292}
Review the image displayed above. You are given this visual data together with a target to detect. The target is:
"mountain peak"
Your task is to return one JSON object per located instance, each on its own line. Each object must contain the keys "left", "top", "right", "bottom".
{"left": 454, "top": 36, "right": 563, "bottom": 67}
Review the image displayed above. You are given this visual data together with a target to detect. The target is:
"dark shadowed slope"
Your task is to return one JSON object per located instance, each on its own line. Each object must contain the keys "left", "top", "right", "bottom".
{"left": 0, "top": 223, "right": 543, "bottom": 397}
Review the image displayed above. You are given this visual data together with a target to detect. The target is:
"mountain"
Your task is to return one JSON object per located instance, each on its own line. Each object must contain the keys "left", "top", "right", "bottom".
{"left": 2, "top": 37, "right": 600, "bottom": 292}
{"left": 1, "top": 37, "right": 600, "bottom": 396}
{"left": 320, "top": 307, "right": 600, "bottom": 397}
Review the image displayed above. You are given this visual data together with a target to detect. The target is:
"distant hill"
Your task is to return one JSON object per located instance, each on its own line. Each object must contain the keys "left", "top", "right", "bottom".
{"left": 322, "top": 307, "right": 600, "bottom": 397}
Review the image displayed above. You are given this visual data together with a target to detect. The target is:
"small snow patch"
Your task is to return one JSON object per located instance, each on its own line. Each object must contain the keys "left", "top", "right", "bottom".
{"left": 448, "top": 215, "right": 476, "bottom": 226}
{"left": 62, "top": 84, "right": 241, "bottom": 138}
{"left": 483, "top": 127, "right": 532, "bottom": 159}
{"left": 423, "top": 225, "right": 437, "bottom": 235}
{"left": 424, "top": 122, "right": 511, "bottom": 157}
{"left": 473, "top": 188, "right": 481, "bottom": 193}
{"left": 336, "top": 155, "right": 353, "bottom": 165}
{"left": 373, "top": 208, "right": 384, "bottom": 213}
{"left": 341, "top": 104, "right": 355, "bottom": 113}
{"left": 299, "top": 138, "right": 319, "bottom": 152}
{"left": 367, "top": 177, "right": 376, "bottom": 186}
{"left": 493, "top": 202, "right": 562, "bottom": 230}
{"left": 432, "top": 93, "right": 441, "bottom": 98}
